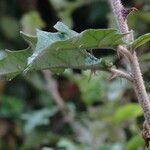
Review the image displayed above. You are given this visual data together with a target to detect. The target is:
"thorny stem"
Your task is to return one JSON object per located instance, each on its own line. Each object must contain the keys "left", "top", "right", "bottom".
{"left": 109, "top": 0, "right": 150, "bottom": 146}
{"left": 43, "top": 64, "right": 133, "bottom": 82}
{"left": 107, "top": 68, "right": 133, "bottom": 82}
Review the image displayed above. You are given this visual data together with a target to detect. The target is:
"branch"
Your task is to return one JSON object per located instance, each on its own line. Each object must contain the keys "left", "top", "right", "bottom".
{"left": 75, "top": 65, "right": 133, "bottom": 81}
{"left": 42, "top": 70, "right": 92, "bottom": 143}
{"left": 43, "top": 64, "right": 133, "bottom": 82}
{"left": 43, "top": 70, "right": 73, "bottom": 123}
{"left": 109, "top": 0, "right": 150, "bottom": 146}
{"left": 107, "top": 68, "right": 133, "bottom": 82}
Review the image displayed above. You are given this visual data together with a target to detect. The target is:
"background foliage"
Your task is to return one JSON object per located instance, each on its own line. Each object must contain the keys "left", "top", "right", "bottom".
{"left": 0, "top": 0, "right": 150, "bottom": 149}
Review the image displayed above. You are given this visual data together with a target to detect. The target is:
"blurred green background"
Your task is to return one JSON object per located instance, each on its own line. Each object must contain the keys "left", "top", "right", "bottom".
{"left": 0, "top": 0, "right": 150, "bottom": 149}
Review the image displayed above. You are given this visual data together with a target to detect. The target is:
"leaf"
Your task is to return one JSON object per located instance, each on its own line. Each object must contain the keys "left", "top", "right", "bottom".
{"left": 0, "top": 16, "right": 20, "bottom": 39}
{"left": 57, "top": 138, "right": 83, "bottom": 150}
{"left": 0, "top": 22, "right": 125, "bottom": 77}
{"left": 132, "top": 33, "right": 150, "bottom": 49}
{"left": 75, "top": 71, "right": 106, "bottom": 106}
{"left": 24, "top": 21, "right": 78, "bottom": 72}
{"left": 22, "top": 130, "right": 59, "bottom": 149}
{"left": 50, "top": 0, "right": 85, "bottom": 27}
{"left": 54, "top": 21, "right": 78, "bottom": 37}
{"left": 25, "top": 22, "right": 125, "bottom": 72}
{"left": 100, "top": 143, "right": 123, "bottom": 150}
{"left": 112, "top": 103, "right": 143, "bottom": 123}
{"left": 20, "top": 32, "right": 37, "bottom": 47}
{"left": 140, "top": 53, "right": 150, "bottom": 62}
{"left": 124, "top": 135, "right": 144, "bottom": 150}
{"left": 0, "top": 96, "right": 24, "bottom": 118}
{"left": 0, "top": 48, "right": 32, "bottom": 78}
{"left": 22, "top": 107, "right": 58, "bottom": 133}
{"left": 21, "top": 11, "right": 45, "bottom": 35}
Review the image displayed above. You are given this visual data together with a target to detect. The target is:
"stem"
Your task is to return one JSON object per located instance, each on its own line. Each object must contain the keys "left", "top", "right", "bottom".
{"left": 107, "top": 68, "right": 133, "bottom": 82}
{"left": 43, "top": 70, "right": 70, "bottom": 116}
{"left": 109, "top": 0, "right": 150, "bottom": 136}
{"left": 109, "top": 0, "right": 129, "bottom": 33}
{"left": 42, "top": 70, "right": 93, "bottom": 144}
{"left": 109, "top": 0, "right": 131, "bottom": 43}
{"left": 130, "top": 52, "right": 150, "bottom": 124}
{"left": 43, "top": 64, "right": 132, "bottom": 82}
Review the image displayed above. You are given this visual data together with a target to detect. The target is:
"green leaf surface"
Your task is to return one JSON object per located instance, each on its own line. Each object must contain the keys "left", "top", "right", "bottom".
{"left": 25, "top": 22, "right": 125, "bottom": 72}
{"left": 0, "top": 22, "right": 126, "bottom": 77}
{"left": 132, "top": 33, "right": 150, "bottom": 49}
{"left": 112, "top": 103, "right": 143, "bottom": 123}
{"left": 75, "top": 71, "right": 106, "bottom": 106}
{"left": 22, "top": 107, "right": 58, "bottom": 133}
{"left": 0, "top": 16, "right": 20, "bottom": 39}
{"left": 54, "top": 21, "right": 78, "bottom": 36}
{"left": 57, "top": 138, "right": 83, "bottom": 150}
{"left": 0, "top": 96, "right": 24, "bottom": 118}
{"left": 140, "top": 53, "right": 150, "bottom": 62}
{"left": 0, "top": 48, "right": 32, "bottom": 77}
{"left": 21, "top": 11, "right": 45, "bottom": 35}
{"left": 20, "top": 32, "right": 37, "bottom": 47}
{"left": 124, "top": 135, "right": 144, "bottom": 150}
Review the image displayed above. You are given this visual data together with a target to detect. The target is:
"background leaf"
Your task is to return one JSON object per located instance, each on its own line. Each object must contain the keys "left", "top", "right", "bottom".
{"left": 132, "top": 33, "right": 150, "bottom": 49}
{"left": 112, "top": 103, "right": 143, "bottom": 123}
{"left": 21, "top": 11, "right": 45, "bottom": 35}
{"left": 124, "top": 135, "right": 144, "bottom": 150}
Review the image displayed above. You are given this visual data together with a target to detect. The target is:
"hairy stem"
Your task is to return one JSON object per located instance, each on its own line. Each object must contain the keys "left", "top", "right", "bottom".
{"left": 109, "top": 0, "right": 150, "bottom": 131}
{"left": 109, "top": 0, "right": 130, "bottom": 42}
{"left": 107, "top": 68, "right": 133, "bottom": 82}
{"left": 130, "top": 52, "right": 150, "bottom": 124}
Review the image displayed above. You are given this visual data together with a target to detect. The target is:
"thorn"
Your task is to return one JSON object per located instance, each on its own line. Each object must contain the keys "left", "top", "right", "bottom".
{"left": 88, "top": 69, "right": 96, "bottom": 81}
{"left": 108, "top": 73, "right": 117, "bottom": 81}
{"left": 79, "top": 45, "right": 84, "bottom": 49}
{"left": 117, "top": 50, "right": 121, "bottom": 59}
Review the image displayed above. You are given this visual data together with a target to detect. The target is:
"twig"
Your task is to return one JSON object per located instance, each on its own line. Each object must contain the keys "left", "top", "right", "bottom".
{"left": 42, "top": 70, "right": 92, "bottom": 144}
{"left": 43, "top": 70, "right": 73, "bottom": 123}
{"left": 43, "top": 70, "right": 65, "bottom": 111}
{"left": 43, "top": 64, "right": 133, "bottom": 82}
{"left": 109, "top": 0, "right": 150, "bottom": 146}
{"left": 107, "top": 68, "right": 133, "bottom": 82}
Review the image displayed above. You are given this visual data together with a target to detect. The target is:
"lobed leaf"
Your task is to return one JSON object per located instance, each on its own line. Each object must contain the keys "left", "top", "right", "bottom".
{"left": 25, "top": 22, "right": 125, "bottom": 72}
{"left": 0, "top": 22, "right": 127, "bottom": 77}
